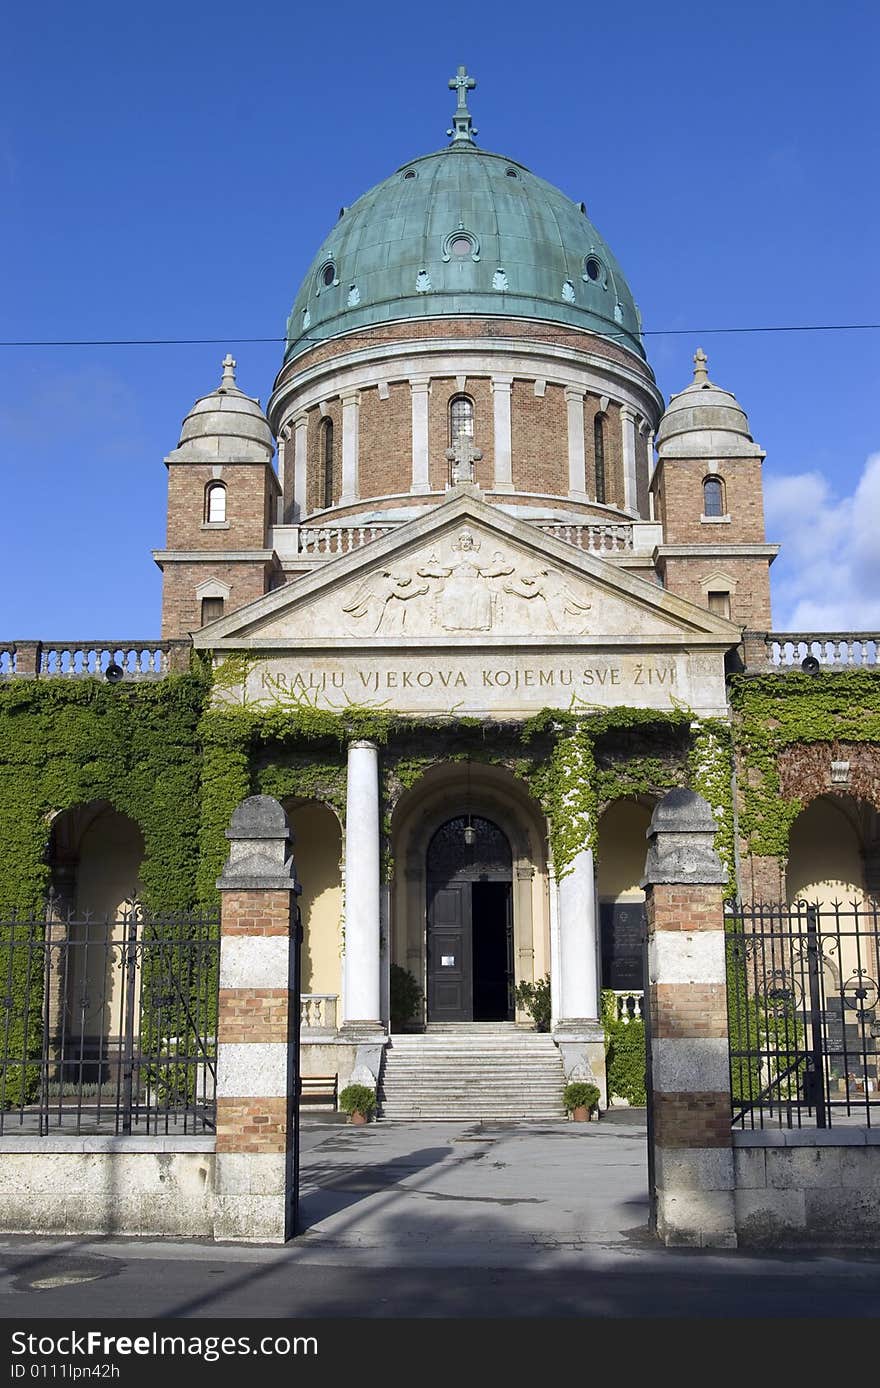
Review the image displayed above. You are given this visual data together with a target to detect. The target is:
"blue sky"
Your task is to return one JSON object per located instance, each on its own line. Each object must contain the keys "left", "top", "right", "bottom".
{"left": 1, "top": 0, "right": 878, "bottom": 635}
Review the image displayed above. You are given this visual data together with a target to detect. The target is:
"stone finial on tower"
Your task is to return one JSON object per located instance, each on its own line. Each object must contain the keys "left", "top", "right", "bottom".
{"left": 447, "top": 65, "right": 478, "bottom": 146}
{"left": 221, "top": 353, "right": 237, "bottom": 389}
{"left": 692, "top": 347, "right": 709, "bottom": 384}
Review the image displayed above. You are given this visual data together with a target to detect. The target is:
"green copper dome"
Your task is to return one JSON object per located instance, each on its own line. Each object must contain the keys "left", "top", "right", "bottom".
{"left": 284, "top": 138, "right": 645, "bottom": 363}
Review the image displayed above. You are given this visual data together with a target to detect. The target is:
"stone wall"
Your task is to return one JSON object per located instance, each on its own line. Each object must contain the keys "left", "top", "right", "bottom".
{"left": 734, "top": 1129, "right": 880, "bottom": 1247}
{"left": 0, "top": 1139, "right": 215, "bottom": 1236}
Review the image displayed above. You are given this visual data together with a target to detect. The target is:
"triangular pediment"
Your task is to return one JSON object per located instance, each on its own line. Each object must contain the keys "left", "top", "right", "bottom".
{"left": 197, "top": 491, "right": 739, "bottom": 651}
{"left": 197, "top": 493, "right": 739, "bottom": 650}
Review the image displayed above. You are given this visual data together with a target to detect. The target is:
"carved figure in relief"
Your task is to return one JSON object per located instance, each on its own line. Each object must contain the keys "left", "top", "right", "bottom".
{"left": 342, "top": 569, "right": 429, "bottom": 634}
{"left": 417, "top": 533, "right": 514, "bottom": 631}
{"left": 503, "top": 569, "right": 593, "bottom": 633}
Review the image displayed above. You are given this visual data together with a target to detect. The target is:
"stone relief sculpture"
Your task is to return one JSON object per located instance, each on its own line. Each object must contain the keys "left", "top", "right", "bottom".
{"left": 342, "top": 569, "right": 430, "bottom": 634}
{"left": 341, "top": 530, "right": 593, "bottom": 636}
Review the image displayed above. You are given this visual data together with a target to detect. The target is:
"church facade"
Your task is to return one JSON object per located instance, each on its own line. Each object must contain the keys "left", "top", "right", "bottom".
{"left": 4, "top": 70, "right": 878, "bottom": 1115}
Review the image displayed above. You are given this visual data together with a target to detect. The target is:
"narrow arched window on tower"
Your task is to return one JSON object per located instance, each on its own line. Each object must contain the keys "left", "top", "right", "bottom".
{"left": 593, "top": 414, "right": 606, "bottom": 504}
{"left": 205, "top": 482, "right": 227, "bottom": 524}
{"left": 322, "top": 419, "right": 334, "bottom": 509}
{"left": 448, "top": 394, "right": 475, "bottom": 449}
{"left": 703, "top": 476, "right": 725, "bottom": 517}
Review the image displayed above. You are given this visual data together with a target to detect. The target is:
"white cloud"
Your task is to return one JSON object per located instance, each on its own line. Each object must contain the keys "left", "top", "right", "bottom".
{"left": 764, "top": 453, "right": 880, "bottom": 631}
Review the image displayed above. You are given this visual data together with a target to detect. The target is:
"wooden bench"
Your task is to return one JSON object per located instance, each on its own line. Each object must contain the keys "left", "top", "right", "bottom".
{"left": 298, "top": 1075, "right": 338, "bottom": 1108}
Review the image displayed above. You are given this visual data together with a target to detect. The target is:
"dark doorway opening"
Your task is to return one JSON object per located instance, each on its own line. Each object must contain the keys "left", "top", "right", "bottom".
{"left": 472, "top": 882, "right": 512, "bottom": 1020}
{"left": 426, "top": 816, "right": 514, "bottom": 1023}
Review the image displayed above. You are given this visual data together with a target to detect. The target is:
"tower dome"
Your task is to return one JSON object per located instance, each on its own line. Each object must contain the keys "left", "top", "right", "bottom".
{"left": 656, "top": 348, "right": 762, "bottom": 457}
{"left": 172, "top": 355, "right": 274, "bottom": 462}
{"left": 283, "top": 71, "right": 643, "bottom": 363}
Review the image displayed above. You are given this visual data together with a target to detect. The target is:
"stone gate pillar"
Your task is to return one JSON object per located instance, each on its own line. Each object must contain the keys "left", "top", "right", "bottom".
{"left": 642, "top": 789, "right": 736, "bottom": 1248}
{"left": 213, "top": 795, "right": 301, "bottom": 1244}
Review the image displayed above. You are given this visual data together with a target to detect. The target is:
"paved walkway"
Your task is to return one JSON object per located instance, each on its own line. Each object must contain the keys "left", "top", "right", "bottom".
{"left": 1, "top": 1119, "right": 880, "bottom": 1318}
{"left": 297, "top": 1116, "right": 650, "bottom": 1259}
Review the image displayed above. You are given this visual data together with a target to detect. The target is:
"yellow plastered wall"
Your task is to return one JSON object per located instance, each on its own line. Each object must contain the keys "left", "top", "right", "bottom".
{"left": 288, "top": 801, "right": 342, "bottom": 997}
{"left": 597, "top": 800, "right": 652, "bottom": 902}
{"left": 786, "top": 798, "right": 865, "bottom": 907}
{"left": 72, "top": 807, "right": 144, "bottom": 1039}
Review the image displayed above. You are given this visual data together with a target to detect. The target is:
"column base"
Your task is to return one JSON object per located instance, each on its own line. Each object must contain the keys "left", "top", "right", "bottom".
{"left": 552, "top": 1021, "right": 607, "bottom": 1101}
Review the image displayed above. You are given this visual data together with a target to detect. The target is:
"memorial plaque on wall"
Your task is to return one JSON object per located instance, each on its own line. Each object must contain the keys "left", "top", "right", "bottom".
{"left": 600, "top": 902, "right": 646, "bottom": 991}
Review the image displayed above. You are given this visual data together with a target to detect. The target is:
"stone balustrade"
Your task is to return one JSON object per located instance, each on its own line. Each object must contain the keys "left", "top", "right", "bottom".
{"left": 763, "top": 632, "right": 879, "bottom": 670}
{"left": 0, "top": 641, "right": 190, "bottom": 679}
{"left": 611, "top": 989, "right": 644, "bottom": 1023}
{"left": 297, "top": 524, "right": 398, "bottom": 556}
{"left": 537, "top": 521, "right": 633, "bottom": 553}
{"left": 300, "top": 994, "right": 338, "bottom": 1031}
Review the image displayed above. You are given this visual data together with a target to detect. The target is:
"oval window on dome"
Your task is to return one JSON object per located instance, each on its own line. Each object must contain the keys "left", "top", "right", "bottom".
{"left": 402, "top": 168, "right": 417, "bottom": 180}
{"left": 505, "top": 167, "right": 518, "bottom": 178}
{"left": 451, "top": 237, "right": 472, "bottom": 257}
{"left": 317, "top": 261, "right": 337, "bottom": 291}
{"left": 442, "top": 229, "right": 480, "bottom": 263}
{"left": 584, "top": 256, "right": 603, "bottom": 283}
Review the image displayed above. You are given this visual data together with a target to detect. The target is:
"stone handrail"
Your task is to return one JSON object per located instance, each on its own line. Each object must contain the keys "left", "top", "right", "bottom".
{"left": 611, "top": 990, "right": 644, "bottom": 1023}
{"left": 537, "top": 521, "right": 633, "bottom": 553}
{"left": 0, "top": 641, "right": 191, "bottom": 679}
{"left": 300, "top": 994, "right": 338, "bottom": 1031}
{"left": 298, "top": 524, "right": 398, "bottom": 556}
{"left": 764, "top": 632, "right": 880, "bottom": 669}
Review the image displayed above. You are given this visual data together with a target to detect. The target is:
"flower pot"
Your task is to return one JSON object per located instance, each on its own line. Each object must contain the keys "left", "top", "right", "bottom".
{"left": 349, "top": 1110, "right": 368, "bottom": 1125}
{"left": 571, "top": 1105, "right": 589, "bottom": 1122}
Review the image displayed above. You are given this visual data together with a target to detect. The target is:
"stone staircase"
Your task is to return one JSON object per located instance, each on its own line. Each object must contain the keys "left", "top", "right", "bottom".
{"left": 378, "top": 1024, "right": 567, "bottom": 1121}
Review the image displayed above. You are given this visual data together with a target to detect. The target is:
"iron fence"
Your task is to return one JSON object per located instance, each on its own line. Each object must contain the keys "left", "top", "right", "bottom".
{"left": 0, "top": 900, "right": 220, "bottom": 1135}
{"left": 726, "top": 899, "right": 880, "bottom": 1128}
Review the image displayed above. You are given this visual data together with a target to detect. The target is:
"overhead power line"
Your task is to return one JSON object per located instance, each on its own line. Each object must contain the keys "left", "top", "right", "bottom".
{"left": 0, "top": 322, "right": 879, "bottom": 348}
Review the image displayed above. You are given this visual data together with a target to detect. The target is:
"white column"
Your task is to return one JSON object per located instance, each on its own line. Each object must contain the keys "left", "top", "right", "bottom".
{"left": 491, "top": 375, "right": 514, "bottom": 492}
{"left": 621, "top": 406, "right": 638, "bottom": 512}
{"left": 340, "top": 391, "right": 360, "bottom": 505}
{"left": 410, "top": 377, "right": 431, "bottom": 494}
{"left": 343, "top": 740, "right": 381, "bottom": 1028}
{"left": 292, "top": 414, "right": 308, "bottom": 523}
{"left": 565, "top": 387, "right": 586, "bottom": 498}
{"left": 557, "top": 848, "right": 599, "bottom": 1021}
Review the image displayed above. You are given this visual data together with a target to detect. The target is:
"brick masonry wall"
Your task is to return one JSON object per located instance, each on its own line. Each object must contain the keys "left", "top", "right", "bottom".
{"left": 660, "top": 555, "right": 773, "bottom": 630}
{"left": 510, "top": 381, "right": 568, "bottom": 496}
{"left": 160, "top": 561, "right": 274, "bottom": 640}
{"left": 357, "top": 382, "right": 411, "bottom": 498}
{"left": 654, "top": 457, "right": 768, "bottom": 545}
{"left": 306, "top": 398, "right": 342, "bottom": 513}
{"left": 166, "top": 464, "right": 274, "bottom": 550}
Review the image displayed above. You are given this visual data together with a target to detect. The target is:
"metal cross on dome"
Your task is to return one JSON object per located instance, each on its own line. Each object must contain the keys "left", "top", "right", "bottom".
{"left": 447, "top": 65, "right": 478, "bottom": 145}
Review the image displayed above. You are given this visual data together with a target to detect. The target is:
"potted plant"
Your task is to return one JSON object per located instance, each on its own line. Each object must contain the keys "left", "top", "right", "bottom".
{"left": 390, "top": 964, "right": 423, "bottom": 1031}
{"left": 563, "top": 1081, "right": 601, "bottom": 1122}
{"left": 339, "top": 1083, "right": 377, "bottom": 1125}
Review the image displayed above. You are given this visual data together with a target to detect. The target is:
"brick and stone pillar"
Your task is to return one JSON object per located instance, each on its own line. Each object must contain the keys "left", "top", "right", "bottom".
{"left": 491, "top": 375, "right": 514, "bottom": 492}
{"left": 342, "top": 740, "right": 382, "bottom": 1032}
{"left": 410, "top": 377, "right": 431, "bottom": 494}
{"left": 292, "top": 413, "right": 308, "bottom": 522}
{"left": 565, "top": 387, "right": 587, "bottom": 498}
{"left": 621, "top": 406, "right": 638, "bottom": 512}
{"left": 643, "top": 788, "right": 736, "bottom": 1248}
{"left": 214, "top": 795, "right": 301, "bottom": 1244}
{"left": 340, "top": 391, "right": 360, "bottom": 504}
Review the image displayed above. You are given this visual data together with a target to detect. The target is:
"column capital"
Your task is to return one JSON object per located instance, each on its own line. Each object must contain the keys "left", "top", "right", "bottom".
{"left": 293, "top": 412, "right": 309, "bottom": 429}
{"left": 349, "top": 738, "right": 379, "bottom": 753}
{"left": 341, "top": 390, "right": 360, "bottom": 408}
{"left": 620, "top": 404, "right": 638, "bottom": 423}
{"left": 564, "top": 386, "right": 585, "bottom": 404}
{"left": 490, "top": 374, "right": 513, "bottom": 393}
{"left": 409, "top": 375, "right": 431, "bottom": 393}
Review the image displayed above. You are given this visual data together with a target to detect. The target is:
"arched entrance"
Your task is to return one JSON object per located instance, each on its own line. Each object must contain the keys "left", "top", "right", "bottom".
{"left": 426, "top": 815, "right": 514, "bottom": 1023}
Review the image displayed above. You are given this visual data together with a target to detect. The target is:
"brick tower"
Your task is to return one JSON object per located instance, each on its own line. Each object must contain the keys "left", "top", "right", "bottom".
{"left": 154, "top": 355, "right": 281, "bottom": 639}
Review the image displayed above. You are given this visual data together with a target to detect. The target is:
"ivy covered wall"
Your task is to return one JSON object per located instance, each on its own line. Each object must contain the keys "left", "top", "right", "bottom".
{"left": 4, "top": 664, "right": 877, "bottom": 919}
